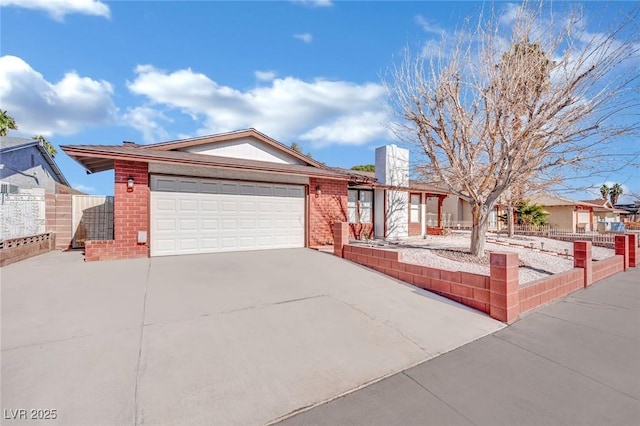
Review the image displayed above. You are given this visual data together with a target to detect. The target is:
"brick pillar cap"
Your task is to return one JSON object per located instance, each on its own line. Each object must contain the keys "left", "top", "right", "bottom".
{"left": 489, "top": 251, "right": 519, "bottom": 266}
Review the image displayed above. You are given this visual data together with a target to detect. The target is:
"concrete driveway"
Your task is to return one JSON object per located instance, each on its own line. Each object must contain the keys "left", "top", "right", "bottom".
{"left": 1, "top": 249, "right": 503, "bottom": 425}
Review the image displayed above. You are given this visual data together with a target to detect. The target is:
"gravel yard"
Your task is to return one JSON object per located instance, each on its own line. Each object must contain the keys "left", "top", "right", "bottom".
{"left": 365, "top": 231, "right": 615, "bottom": 284}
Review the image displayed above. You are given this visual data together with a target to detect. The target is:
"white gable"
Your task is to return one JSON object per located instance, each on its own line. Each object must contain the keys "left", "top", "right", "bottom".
{"left": 180, "top": 136, "right": 306, "bottom": 165}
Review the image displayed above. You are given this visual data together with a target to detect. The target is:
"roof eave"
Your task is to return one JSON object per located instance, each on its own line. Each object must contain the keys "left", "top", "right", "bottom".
{"left": 36, "top": 144, "right": 71, "bottom": 186}
{"left": 61, "top": 147, "right": 354, "bottom": 181}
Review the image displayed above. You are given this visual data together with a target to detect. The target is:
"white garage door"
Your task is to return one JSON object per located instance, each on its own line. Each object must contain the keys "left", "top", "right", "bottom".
{"left": 150, "top": 176, "right": 305, "bottom": 256}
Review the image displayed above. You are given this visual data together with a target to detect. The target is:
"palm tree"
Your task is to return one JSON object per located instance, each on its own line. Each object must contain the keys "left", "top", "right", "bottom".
{"left": 33, "top": 135, "right": 57, "bottom": 158}
{"left": 610, "top": 183, "right": 623, "bottom": 205}
{"left": 599, "top": 184, "right": 610, "bottom": 200}
{"left": 515, "top": 200, "right": 549, "bottom": 226}
{"left": 0, "top": 109, "right": 18, "bottom": 136}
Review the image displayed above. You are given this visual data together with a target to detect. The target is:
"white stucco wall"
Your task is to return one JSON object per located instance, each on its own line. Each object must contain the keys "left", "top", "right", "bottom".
{"left": 181, "top": 136, "right": 306, "bottom": 165}
{"left": 386, "top": 190, "right": 408, "bottom": 239}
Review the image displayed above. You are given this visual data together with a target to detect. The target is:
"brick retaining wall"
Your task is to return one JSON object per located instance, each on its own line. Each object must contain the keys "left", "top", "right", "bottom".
{"left": 333, "top": 222, "right": 635, "bottom": 324}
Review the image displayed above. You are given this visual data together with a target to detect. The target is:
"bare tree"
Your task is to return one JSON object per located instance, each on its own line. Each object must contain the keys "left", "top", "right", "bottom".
{"left": 386, "top": 1, "right": 640, "bottom": 256}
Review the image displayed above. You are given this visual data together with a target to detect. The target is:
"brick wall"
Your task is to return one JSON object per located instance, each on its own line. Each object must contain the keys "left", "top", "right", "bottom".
{"left": 309, "top": 177, "right": 348, "bottom": 246}
{"left": 408, "top": 219, "right": 421, "bottom": 237}
{"left": 84, "top": 161, "right": 149, "bottom": 261}
{"left": 615, "top": 235, "right": 629, "bottom": 271}
{"left": 0, "top": 233, "right": 54, "bottom": 266}
{"left": 333, "top": 223, "right": 635, "bottom": 324}
{"left": 519, "top": 269, "right": 584, "bottom": 313}
{"left": 592, "top": 255, "right": 624, "bottom": 281}
{"left": 335, "top": 221, "right": 492, "bottom": 318}
{"left": 339, "top": 239, "right": 491, "bottom": 314}
{"left": 629, "top": 233, "right": 638, "bottom": 268}
{"left": 45, "top": 193, "right": 73, "bottom": 250}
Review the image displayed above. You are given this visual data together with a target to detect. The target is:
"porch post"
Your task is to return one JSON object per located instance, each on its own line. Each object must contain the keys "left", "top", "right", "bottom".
{"left": 437, "top": 196, "right": 444, "bottom": 228}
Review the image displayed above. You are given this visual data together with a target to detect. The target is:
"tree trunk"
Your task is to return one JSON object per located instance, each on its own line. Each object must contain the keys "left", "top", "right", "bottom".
{"left": 507, "top": 202, "right": 514, "bottom": 238}
{"left": 470, "top": 202, "right": 490, "bottom": 257}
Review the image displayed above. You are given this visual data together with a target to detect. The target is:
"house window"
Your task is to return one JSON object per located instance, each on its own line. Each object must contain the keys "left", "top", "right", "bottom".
{"left": 348, "top": 189, "right": 373, "bottom": 224}
{"left": 410, "top": 194, "right": 420, "bottom": 223}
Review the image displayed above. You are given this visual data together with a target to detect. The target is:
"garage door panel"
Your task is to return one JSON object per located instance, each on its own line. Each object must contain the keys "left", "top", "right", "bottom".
{"left": 289, "top": 187, "right": 304, "bottom": 197}
{"left": 151, "top": 176, "right": 305, "bottom": 256}
{"left": 221, "top": 219, "right": 237, "bottom": 230}
{"left": 240, "top": 201, "right": 256, "bottom": 212}
{"left": 156, "top": 199, "right": 176, "bottom": 212}
{"left": 178, "top": 219, "right": 198, "bottom": 231}
{"left": 202, "top": 201, "right": 219, "bottom": 213}
{"left": 221, "top": 183, "right": 238, "bottom": 195}
{"left": 200, "top": 182, "right": 220, "bottom": 194}
{"left": 155, "top": 240, "right": 176, "bottom": 251}
{"left": 201, "top": 219, "right": 218, "bottom": 231}
{"left": 221, "top": 201, "right": 237, "bottom": 212}
{"left": 201, "top": 238, "right": 219, "bottom": 249}
{"left": 178, "top": 180, "right": 199, "bottom": 192}
{"left": 222, "top": 237, "right": 239, "bottom": 248}
{"left": 257, "top": 185, "right": 273, "bottom": 196}
{"left": 179, "top": 238, "right": 198, "bottom": 250}
{"left": 240, "top": 219, "right": 256, "bottom": 230}
{"left": 179, "top": 199, "right": 198, "bottom": 212}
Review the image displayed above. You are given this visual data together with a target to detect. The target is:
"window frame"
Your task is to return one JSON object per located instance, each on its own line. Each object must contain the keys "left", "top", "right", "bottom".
{"left": 410, "top": 193, "right": 421, "bottom": 224}
{"left": 347, "top": 188, "right": 374, "bottom": 224}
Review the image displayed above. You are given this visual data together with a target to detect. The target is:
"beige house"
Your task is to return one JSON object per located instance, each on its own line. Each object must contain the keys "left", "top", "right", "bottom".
{"left": 530, "top": 195, "right": 600, "bottom": 232}
{"left": 580, "top": 199, "right": 626, "bottom": 223}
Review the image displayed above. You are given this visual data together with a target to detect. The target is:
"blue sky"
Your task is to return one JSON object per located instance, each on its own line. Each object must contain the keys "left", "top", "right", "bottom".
{"left": 1, "top": 0, "right": 637, "bottom": 201}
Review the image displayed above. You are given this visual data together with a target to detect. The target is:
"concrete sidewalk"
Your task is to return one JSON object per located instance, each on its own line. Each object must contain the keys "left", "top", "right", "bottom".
{"left": 279, "top": 267, "right": 640, "bottom": 426}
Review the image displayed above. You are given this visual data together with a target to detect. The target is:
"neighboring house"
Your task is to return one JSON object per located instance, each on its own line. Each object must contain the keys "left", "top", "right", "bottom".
{"left": 0, "top": 136, "right": 70, "bottom": 194}
{"left": 579, "top": 199, "right": 626, "bottom": 223}
{"left": 529, "top": 194, "right": 602, "bottom": 232}
{"left": 615, "top": 201, "right": 640, "bottom": 222}
{"left": 61, "top": 129, "right": 471, "bottom": 261}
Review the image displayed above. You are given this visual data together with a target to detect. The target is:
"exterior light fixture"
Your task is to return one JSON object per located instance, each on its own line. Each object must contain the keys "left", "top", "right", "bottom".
{"left": 315, "top": 184, "right": 321, "bottom": 197}
{"left": 127, "top": 177, "right": 135, "bottom": 192}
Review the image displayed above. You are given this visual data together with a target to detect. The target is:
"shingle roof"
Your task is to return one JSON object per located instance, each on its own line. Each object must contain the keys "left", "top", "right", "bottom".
{"left": 0, "top": 136, "right": 34, "bottom": 150}
{"left": 530, "top": 194, "right": 601, "bottom": 208}
{"left": 0, "top": 136, "right": 70, "bottom": 186}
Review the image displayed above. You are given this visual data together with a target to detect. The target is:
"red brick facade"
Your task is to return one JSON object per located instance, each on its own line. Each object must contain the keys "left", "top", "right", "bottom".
{"left": 309, "top": 177, "right": 348, "bottom": 246}
{"left": 85, "top": 161, "right": 149, "bottom": 261}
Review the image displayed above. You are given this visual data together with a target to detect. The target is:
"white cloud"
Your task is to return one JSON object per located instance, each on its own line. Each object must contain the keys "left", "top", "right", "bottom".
{"left": 291, "top": 0, "right": 333, "bottom": 7}
{"left": 255, "top": 70, "right": 277, "bottom": 81}
{"left": 300, "top": 112, "right": 391, "bottom": 147}
{"left": 293, "top": 33, "right": 313, "bottom": 43}
{"left": 0, "top": 0, "right": 110, "bottom": 21}
{"left": 0, "top": 55, "right": 117, "bottom": 136}
{"left": 71, "top": 183, "right": 96, "bottom": 193}
{"left": 122, "top": 106, "right": 171, "bottom": 144}
{"left": 415, "top": 15, "right": 446, "bottom": 36}
{"left": 126, "top": 65, "right": 393, "bottom": 147}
